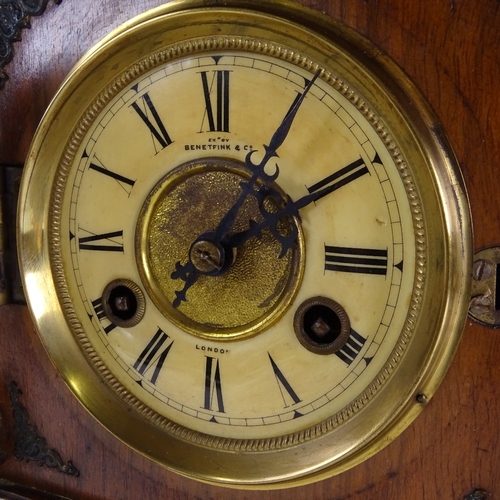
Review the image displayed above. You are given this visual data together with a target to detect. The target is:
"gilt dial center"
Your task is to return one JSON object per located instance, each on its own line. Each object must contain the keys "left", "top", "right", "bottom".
{"left": 136, "top": 158, "right": 304, "bottom": 341}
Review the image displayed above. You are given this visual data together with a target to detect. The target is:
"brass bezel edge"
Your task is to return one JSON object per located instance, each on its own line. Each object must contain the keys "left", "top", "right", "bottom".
{"left": 17, "top": 0, "right": 472, "bottom": 488}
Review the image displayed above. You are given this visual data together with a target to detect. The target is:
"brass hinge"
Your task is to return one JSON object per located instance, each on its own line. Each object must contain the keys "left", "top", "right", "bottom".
{"left": 0, "top": 165, "right": 25, "bottom": 305}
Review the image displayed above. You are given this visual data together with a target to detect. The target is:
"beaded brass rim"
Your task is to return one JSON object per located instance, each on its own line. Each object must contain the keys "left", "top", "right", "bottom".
{"left": 18, "top": 1, "right": 472, "bottom": 487}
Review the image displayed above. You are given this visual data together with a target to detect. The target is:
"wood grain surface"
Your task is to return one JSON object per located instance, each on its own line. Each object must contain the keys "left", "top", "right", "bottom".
{"left": 0, "top": 1, "right": 499, "bottom": 499}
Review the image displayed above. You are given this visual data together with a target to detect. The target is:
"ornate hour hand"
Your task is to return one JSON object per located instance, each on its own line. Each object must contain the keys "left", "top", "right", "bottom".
{"left": 171, "top": 70, "right": 321, "bottom": 307}
{"left": 225, "top": 191, "right": 324, "bottom": 257}
{"left": 171, "top": 261, "right": 199, "bottom": 308}
{"left": 227, "top": 185, "right": 300, "bottom": 258}
{"left": 228, "top": 157, "right": 371, "bottom": 254}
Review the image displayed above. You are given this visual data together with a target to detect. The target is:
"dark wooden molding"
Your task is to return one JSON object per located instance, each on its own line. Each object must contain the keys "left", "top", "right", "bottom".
{"left": 0, "top": 479, "right": 74, "bottom": 499}
{"left": 0, "top": 165, "right": 25, "bottom": 305}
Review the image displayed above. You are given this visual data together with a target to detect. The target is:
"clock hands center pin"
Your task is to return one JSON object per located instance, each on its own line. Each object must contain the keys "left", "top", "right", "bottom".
{"left": 171, "top": 70, "right": 321, "bottom": 308}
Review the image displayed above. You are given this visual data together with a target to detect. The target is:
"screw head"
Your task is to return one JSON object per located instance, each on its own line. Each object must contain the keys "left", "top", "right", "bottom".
{"left": 190, "top": 239, "right": 225, "bottom": 274}
{"left": 416, "top": 393, "right": 427, "bottom": 404}
{"left": 472, "top": 259, "right": 493, "bottom": 281}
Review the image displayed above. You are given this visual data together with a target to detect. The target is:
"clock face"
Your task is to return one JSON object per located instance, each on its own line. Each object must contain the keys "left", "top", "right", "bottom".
{"left": 18, "top": 2, "right": 471, "bottom": 486}
{"left": 61, "top": 48, "right": 415, "bottom": 441}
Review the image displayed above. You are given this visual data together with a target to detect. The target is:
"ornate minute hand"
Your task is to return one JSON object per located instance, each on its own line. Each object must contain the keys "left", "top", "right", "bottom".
{"left": 211, "top": 70, "right": 321, "bottom": 243}
{"left": 171, "top": 70, "right": 321, "bottom": 307}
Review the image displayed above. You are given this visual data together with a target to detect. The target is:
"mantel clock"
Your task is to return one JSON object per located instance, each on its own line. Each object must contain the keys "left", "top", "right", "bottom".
{"left": 17, "top": 0, "right": 472, "bottom": 488}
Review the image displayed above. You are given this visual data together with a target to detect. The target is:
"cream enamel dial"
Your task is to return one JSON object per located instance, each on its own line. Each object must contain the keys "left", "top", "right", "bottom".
{"left": 65, "top": 50, "right": 413, "bottom": 440}
{"left": 19, "top": 1, "right": 471, "bottom": 487}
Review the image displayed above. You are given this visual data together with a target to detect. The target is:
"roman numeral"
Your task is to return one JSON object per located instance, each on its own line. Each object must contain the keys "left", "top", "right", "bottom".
{"left": 78, "top": 230, "right": 124, "bottom": 252}
{"left": 268, "top": 353, "right": 301, "bottom": 407}
{"left": 325, "top": 245, "right": 388, "bottom": 276}
{"left": 200, "top": 70, "right": 230, "bottom": 132}
{"left": 335, "top": 330, "right": 367, "bottom": 365}
{"left": 91, "top": 297, "right": 116, "bottom": 334}
{"left": 131, "top": 92, "right": 173, "bottom": 152}
{"left": 307, "top": 157, "right": 370, "bottom": 202}
{"left": 203, "top": 356, "right": 225, "bottom": 413}
{"left": 88, "top": 157, "right": 135, "bottom": 194}
{"left": 133, "top": 328, "right": 173, "bottom": 385}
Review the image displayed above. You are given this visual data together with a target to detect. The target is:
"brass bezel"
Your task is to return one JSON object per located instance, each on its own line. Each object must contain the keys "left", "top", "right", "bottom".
{"left": 18, "top": 0, "right": 472, "bottom": 488}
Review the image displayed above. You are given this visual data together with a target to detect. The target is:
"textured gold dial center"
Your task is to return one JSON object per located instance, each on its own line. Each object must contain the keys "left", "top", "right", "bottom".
{"left": 136, "top": 158, "right": 304, "bottom": 340}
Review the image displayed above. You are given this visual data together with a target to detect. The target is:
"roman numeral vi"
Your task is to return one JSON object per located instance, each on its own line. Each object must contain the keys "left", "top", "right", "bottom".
{"left": 203, "top": 356, "right": 225, "bottom": 413}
